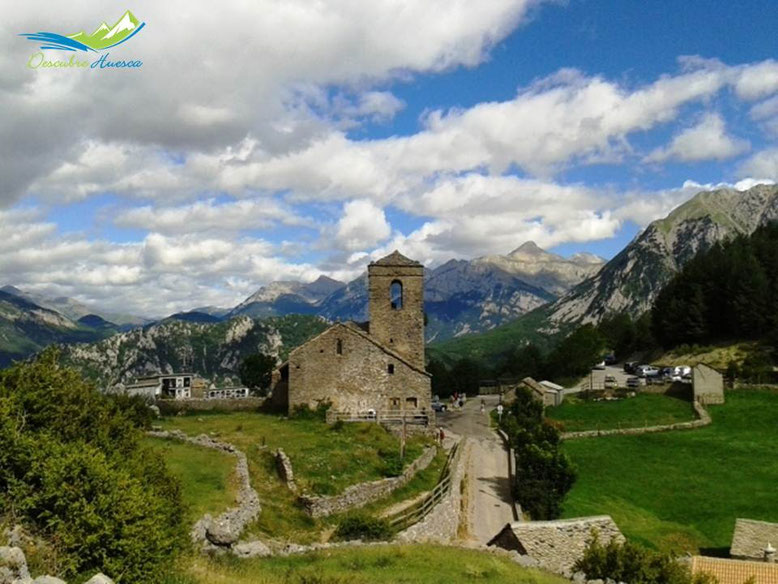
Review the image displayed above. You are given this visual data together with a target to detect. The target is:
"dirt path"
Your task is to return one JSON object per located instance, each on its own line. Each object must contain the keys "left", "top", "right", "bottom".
{"left": 437, "top": 395, "right": 514, "bottom": 543}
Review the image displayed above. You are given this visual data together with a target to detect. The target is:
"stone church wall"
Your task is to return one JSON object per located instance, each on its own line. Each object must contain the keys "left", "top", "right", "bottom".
{"left": 287, "top": 324, "right": 430, "bottom": 414}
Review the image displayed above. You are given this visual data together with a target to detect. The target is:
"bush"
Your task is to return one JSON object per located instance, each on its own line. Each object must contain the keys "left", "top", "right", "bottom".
{"left": 291, "top": 401, "right": 332, "bottom": 421}
{"left": 499, "top": 386, "right": 576, "bottom": 519}
{"left": 334, "top": 513, "right": 393, "bottom": 541}
{"left": 379, "top": 451, "right": 404, "bottom": 477}
{"left": 575, "top": 535, "right": 715, "bottom": 584}
{"left": 0, "top": 349, "right": 186, "bottom": 582}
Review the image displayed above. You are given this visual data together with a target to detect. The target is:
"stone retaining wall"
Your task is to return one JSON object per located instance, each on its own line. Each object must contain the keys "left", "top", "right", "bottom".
{"left": 561, "top": 401, "right": 710, "bottom": 440}
{"left": 299, "top": 446, "right": 437, "bottom": 518}
{"left": 147, "top": 430, "right": 260, "bottom": 549}
{"left": 395, "top": 438, "right": 469, "bottom": 543}
{"left": 496, "top": 429, "right": 522, "bottom": 521}
{"left": 156, "top": 397, "right": 266, "bottom": 415}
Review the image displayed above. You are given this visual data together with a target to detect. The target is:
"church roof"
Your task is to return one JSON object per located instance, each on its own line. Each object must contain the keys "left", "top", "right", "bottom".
{"left": 370, "top": 250, "right": 422, "bottom": 267}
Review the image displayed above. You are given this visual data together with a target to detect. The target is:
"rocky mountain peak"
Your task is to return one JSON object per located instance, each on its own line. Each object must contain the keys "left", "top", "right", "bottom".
{"left": 508, "top": 241, "right": 551, "bottom": 260}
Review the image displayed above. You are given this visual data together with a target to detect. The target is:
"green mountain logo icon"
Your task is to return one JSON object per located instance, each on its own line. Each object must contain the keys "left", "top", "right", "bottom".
{"left": 20, "top": 10, "right": 145, "bottom": 53}
{"left": 67, "top": 10, "right": 141, "bottom": 50}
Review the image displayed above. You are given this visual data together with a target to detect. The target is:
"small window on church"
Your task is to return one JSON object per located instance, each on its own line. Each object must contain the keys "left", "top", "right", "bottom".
{"left": 388, "top": 364, "right": 395, "bottom": 374}
{"left": 390, "top": 280, "right": 403, "bottom": 310}
{"left": 336, "top": 339, "right": 343, "bottom": 355}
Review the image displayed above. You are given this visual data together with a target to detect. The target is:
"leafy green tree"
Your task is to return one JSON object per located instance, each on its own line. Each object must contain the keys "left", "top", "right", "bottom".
{"left": 546, "top": 324, "right": 605, "bottom": 379}
{"left": 499, "top": 386, "right": 576, "bottom": 519}
{"left": 239, "top": 353, "right": 276, "bottom": 395}
{"left": 0, "top": 349, "right": 185, "bottom": 583}
{"left": 500, "top": 343, "right": 545, "bottom": 380}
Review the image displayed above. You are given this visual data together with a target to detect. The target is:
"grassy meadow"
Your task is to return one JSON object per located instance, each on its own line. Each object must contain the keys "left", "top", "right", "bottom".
{"left": 158, "top": 411, "right": 436, "bottom": 542}
{"left": 166, "top": 545, "right": 568, "bottom": 584}
{"left": 144, "top": 437, "right": 239, "bottom": 523}
{"left": 547, "top": 393, "right": 697, "bottom": 432}
{"left": 560, "top": 389, "right": 778, "bottom": 554}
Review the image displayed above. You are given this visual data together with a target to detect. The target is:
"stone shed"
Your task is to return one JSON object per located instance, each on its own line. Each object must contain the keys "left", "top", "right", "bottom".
{"left": 510, "top": 377, "right": 563, "bottom": 407}
{"left": 693, "top": 363, "right": 725, "bottom": 405}
{"left": 731, "top": 519, "right": 778, "bottom": 561}
{"left": 488, "top": 515, "right": 624, "bottom": 575}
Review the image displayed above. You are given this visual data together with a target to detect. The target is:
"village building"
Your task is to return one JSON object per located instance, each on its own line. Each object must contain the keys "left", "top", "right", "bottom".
{"left": 124, "top": 372, "right": 208, "bottom": 400}
{"left": 692, "top": 363, "right": 725, "bottom": 405}
{"left": 488, "top": 516, "right": 624, "bottom": 575}
{"left": 270, "top": 251, "right": 432, "bottom": 416}
{"left": 731, "top": 519, "right": 778, "bottom": 561}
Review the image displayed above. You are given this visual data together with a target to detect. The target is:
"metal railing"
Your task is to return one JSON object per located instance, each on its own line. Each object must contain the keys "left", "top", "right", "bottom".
{"left": 387, "top": 441, "right": 459, "bottom": 531}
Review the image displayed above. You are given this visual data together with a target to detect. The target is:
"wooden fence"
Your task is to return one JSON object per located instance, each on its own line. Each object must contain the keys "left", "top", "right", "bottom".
{"left": 325, "top": 408, "right": 431, "bottom": 426}
{"left": 387, "top": 441, "right": 459, "bottom": 531}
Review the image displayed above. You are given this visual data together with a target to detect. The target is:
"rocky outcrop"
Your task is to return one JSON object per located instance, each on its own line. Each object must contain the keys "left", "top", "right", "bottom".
{"left": 0, "top": 543, "right": 113, "bottom": 584}
{"left": 147, "top": 430, "right": 260, "bottom": 549}
{"left": 58, "top": 314, "right": 328, "bottom": 389}
{"left": 298, "top": 447, "right": 437, "bottom": 518}
{"left": 0, "top": 546, "right": 30, "bottom": 583}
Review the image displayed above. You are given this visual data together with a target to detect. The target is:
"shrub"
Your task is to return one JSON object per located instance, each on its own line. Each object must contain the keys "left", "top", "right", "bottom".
{"left": 378, "top": 451, "right": 404, "bottom": 477}
{"left": 0, "top": 349, "right": 186, "bottom": 583}
{"left": 575, "top": 535, "right": 715, "bottom": 584}
{"left": 334, "top": 513, "right": 393, "bottom": 541}
{"left": 291, "top": 401, "right": 332, "bottom": 421}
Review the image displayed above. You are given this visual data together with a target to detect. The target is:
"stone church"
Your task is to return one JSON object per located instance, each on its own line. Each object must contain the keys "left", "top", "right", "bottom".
{"left": 270, "top": 251, "right": 432, "bottom": 415}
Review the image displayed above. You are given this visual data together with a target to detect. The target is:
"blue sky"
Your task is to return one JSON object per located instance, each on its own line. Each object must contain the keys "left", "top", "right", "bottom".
{"left": 2, "top": 0, "right": 778, "bottom": 315}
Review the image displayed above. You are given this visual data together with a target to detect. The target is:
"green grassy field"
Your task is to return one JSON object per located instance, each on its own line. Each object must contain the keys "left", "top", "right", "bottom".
{"left": 547, "top": 393, "right": 697, "bottom": 432}
{"left": 561, "top": 389, "right": 778, "bottom": 554}
{"left": 158, "top": 412, "right": 435, "bottom": 542}
{"left": 144, "top": 437, "right": 239, "bottom": 523}
{"left": 168, "top": 545, "right": 568, "bottom": 584}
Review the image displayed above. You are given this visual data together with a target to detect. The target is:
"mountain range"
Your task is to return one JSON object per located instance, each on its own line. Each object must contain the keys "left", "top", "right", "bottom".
{"left": 4, "top": 183, "right": 777, "bottom": 381}
{"left": 434, "top": 183, "right": 778, "bottom": 361}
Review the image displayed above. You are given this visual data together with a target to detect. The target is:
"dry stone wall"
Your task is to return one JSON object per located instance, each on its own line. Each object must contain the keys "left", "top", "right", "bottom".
{"left": 299, "top": 446, "right": 437, "bottom": 517}
{"left": 561, "top": 401, "right": 710, "bottom": 440}
{"left": 147, "top": 430, "right": 260, "bottom": 549}
{"left": 275, "top": 448, "right": 297, "bottom": 492}
{"left": 395, "top": 438, "right": 469, "bottom": 543}
{"left": 156, "top": 397, "right": 265, "bottom": 415}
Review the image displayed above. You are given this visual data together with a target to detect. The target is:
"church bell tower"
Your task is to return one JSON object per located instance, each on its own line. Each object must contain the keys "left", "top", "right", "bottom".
{"left": 367, "top": 251, "right": 425, "bottom": 370}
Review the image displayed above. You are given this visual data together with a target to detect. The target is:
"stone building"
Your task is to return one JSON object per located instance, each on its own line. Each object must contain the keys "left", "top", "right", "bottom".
{"left": 731, "top": 519, "right": 778, "bottom": 561}
{"left": 693, "top": 363, "right": 725, "bottom": 405}
{"left": 488, "top": 515, "right": 624, "bottom": 575}
{"left": 271, "top": 251, "right": 432, "bottom": 415}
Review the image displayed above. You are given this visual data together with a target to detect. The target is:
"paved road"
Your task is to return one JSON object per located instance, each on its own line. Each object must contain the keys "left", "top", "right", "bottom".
{"left": 437, "top": 395, "right": 514, "bottom": 544}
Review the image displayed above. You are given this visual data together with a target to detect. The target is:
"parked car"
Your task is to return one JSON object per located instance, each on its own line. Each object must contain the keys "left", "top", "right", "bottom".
{"left": 624, "top": 361, "right": 638, "bottom": 374}
{"left": 636, "top": 365, "right": 659, "bottom": 378}
{"left": 671, "top": 365, "right": 692, "bottom": 381}
{"left": 604, "top": 375, "right": 617, "bottom": 389}
{"left": 593, "top": 360, "right": 606, "bottom": 370}
{"left": 431, "top": 401, "right": 447, "bottom": 412}
{"left": 604, "top": 353, "right": 617, "bottom": 365}
{"left": 626, "top": 376, "right": 641, "bottom": 389}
